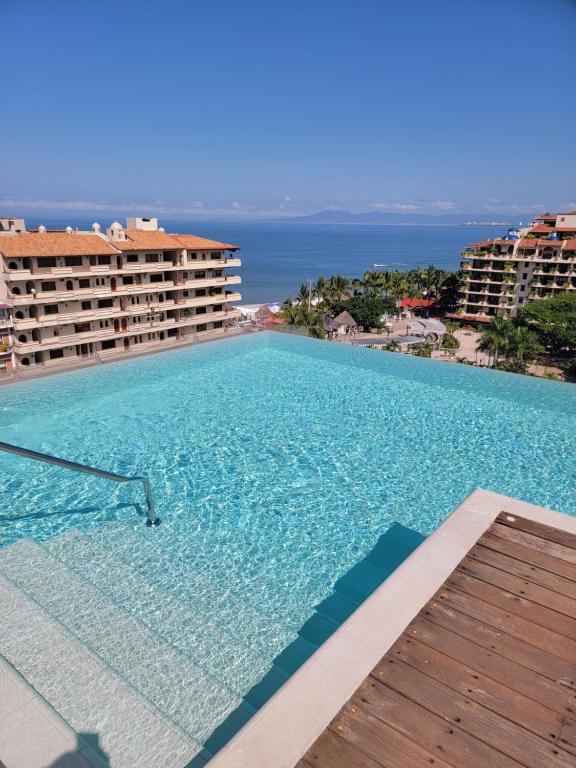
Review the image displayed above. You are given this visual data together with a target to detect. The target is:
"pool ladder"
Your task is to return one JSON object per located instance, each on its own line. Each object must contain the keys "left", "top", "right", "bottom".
{"left": 0, "top": 441, "right": 160, "bottom": 527}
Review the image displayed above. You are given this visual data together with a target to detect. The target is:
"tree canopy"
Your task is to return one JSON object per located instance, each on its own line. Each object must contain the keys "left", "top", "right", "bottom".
{"left": 331, "top": 295, "right": 397, "bottom": 328}
{"left": 520, "top": 293, "right": 576, "bottom": 356}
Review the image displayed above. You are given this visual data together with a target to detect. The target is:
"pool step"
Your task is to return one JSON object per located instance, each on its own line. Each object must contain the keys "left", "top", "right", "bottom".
{"left": 0, "top": 538, "right": 251, "bottom": 749}
{"left": 43, "top": 528, "right": 290, "bottom": 700}
{"left": 0, "top": 572, "right": 201, "bottom": 768}
{"left": 82, "top": 522, "right": 298, "bottom": 657}
{"left": 91, "top": 523, "right": 320, "bottom": 636}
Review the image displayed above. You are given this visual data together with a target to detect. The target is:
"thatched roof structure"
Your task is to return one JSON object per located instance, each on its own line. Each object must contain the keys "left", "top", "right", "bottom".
{"left": 333, "top": 310, "right": 357, "bottom": 327}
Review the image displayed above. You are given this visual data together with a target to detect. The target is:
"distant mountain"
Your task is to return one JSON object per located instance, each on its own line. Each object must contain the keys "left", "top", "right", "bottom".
{"left": 284, "top": 210, "right": 518, "bottom": 226}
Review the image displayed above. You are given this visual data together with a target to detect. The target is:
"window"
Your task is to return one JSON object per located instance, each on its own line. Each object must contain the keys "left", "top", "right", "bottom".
{"left": 212, "top": 304, "right": 223, "bottom": 312}
{"left": 49, "top": 349, "right": 64, "bottom": 359}
{"left": 188, "top": 252, "right": 197, "bottom": 260}
{"left": 97, "top": 255, "right": 111, "bottom": 265}
{"left": 145, "top": 253, "right": 159, "bottom": 263}
{"left": 123, "top": 276, "right": 134, "bottom": 285}
{"left": 41, "top": 281, "right": 56, "bottom": 291}
{"left": 213, "top": 321, "right": 223, "bottom": 329}
{"left": 518, "top": 298, "right": 524, "bottom": 304}
{"left": 126, "top": 254, "right": 139, "bottom": 262}
{"left": 37, "top": 257, "right": 56, "bottom": 268}
{"left": 212, "top": 270, "right": 223, "bottom": 278}
{"left": 150, "top": 274, "right": 163, "bottom": 283}
{"left": 522, "top": 273, "right": 527, "bottom": 280}
{"left": 195, "top": 289, "right": 206, "bottom": 297}
{"left": 97, "top": 299, "right": 113, "bottom": 308}
{"left": 79, "top": 279, "right": 90, "bottom": 288}
{"left": 74, "top": 323, "right": 91, "bottom": 333}
{"left": 520, "top": 285, "right": 525, "bottom": 292}
{"left": 101, "top": 340, "right": 116, "bottom": 350}
{"left": 194, "top": 271, "right": 206, "bottom": 279}
{"left": 196, "top": 324, "right": 207, "bottom": 332}
{"left": 211, "top": 252, "right": 222, "bottom": 260}
{"left": 81, "top": 301, "right": 92, "bottom": 310}
{"left": 44, "top": 304, "right": 59, "bottom": 315}
{"left": 196, "top": 306, "right": 207, "bottom": 315}
{"left": 64, "top": 256, "right": 83, "bottom": 267}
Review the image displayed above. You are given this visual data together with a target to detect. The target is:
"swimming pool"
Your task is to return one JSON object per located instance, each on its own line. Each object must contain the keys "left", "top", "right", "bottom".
{"left": 1, "top": 331, "right": 575, "bottom": 764}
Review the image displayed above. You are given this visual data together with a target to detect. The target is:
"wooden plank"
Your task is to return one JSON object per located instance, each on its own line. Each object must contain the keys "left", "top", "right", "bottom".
{"left": 352, "top": 676, "right": 525, "bottom": 768}
{"left": 496, "top": 514, "right": 576, "bottom": 550}
{"left": 437, "top": 587, "right": 576, "bottom": 664}
{"left": 390, "top": 634, "right": 576, "bottom": 756}
{"left": 469, "top": 542, "right": 576, "bottom": 599}
{"left": 299, "top": 728, "right": 386, "bottom": 768}
{"left": 415, "top": 598, "right": 576, "bottom": 687}
{"left": 489, "top": 523, "right": 576, "bottom": 564}
{"left": 327, "top": 705, "right": 453, "bottom": 768}
{"left": 407, "top": 615, "right": 576, "bottom": 721}
{"left": 457, "top": 555, "right": 576, "bottom": 619}
{"left": 445, "top": 570, "right": 576, "bottom": 648}
{"left": 479, "top": 532, "right": 576, "bottom": 583}
{"left": 372, "top": 655, "right": 574, "bottom": 768}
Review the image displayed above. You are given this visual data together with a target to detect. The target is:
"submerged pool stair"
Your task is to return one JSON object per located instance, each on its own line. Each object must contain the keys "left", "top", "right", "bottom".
{"left": 0, "top": 522, "right": 424, "bottom": 767}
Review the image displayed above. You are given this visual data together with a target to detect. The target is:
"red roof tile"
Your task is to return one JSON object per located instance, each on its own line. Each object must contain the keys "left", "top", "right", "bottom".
{"left": 0, "top": 231, "right": 120, "bottom": 257}
{"left": 173, "top": 234, "right": 239, "bottom": 251}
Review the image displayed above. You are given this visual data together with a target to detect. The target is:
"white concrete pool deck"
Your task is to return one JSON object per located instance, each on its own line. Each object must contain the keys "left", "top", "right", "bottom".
{"left": 206, "top": 488, "right": 576, "bottom": 768}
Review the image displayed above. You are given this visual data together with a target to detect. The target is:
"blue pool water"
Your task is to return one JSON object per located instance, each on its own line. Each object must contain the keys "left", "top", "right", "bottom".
{"left": 0, "top": 332, "right": 575, "bottom": 760}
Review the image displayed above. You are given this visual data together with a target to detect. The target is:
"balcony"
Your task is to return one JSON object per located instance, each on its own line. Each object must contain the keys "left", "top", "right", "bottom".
{"left": 5, "top": 256, "right": 241, "bottom": 280}
{"left": 12, "top": 292, "right": 242, "bottom": 331}
{"left": 9, "top": 275, "right": 241, "bottom": 306}
{"left": 13, "top": 309, "right": 242, "bottom": 354}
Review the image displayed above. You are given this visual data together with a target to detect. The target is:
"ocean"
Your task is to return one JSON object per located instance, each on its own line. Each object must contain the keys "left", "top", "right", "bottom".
{"left": 24, "top": 218, "right": 504, "bottom": 304}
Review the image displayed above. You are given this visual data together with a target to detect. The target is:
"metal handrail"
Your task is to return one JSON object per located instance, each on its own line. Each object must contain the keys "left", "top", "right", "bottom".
{"left": 0, "top": 441, "right": 160, "bottom": 527}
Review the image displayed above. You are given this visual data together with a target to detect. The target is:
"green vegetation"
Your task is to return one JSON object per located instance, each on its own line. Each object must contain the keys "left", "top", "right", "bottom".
{"left": 331, "top": 295, "right": 396, "bottom": 328}
{"left": 520, "top": 293, "right": 576, "bottom": 357}
{"left": 282, "top": 264, "right": 458, "bottom": 334}
{"left": 411, "top": 343, "right": 433, "bottom": 358}
{"left": 477, "top": 316, "right": 544, "bottom": 374}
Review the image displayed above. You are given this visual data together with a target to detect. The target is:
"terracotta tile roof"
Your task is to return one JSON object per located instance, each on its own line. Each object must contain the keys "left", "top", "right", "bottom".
{"left": 533, "top": 213, "right": 557, "bottom": 221}
{"left": 562, "top": 239, "right": 576, "bottom": 249}
{"left": 517, "top": 238, "right": 539, "bottom": 247}
{"left": 111, "top": 229, "right": 184, "bottom": 251}
{"left": 468, "top": 241, "right": 493, "bottom": 248}
{"left": 173, "top": 234, "right": 239, "bottom": 251}
{"left": 0, "top": 231, "right": 120, "bottom": 257}
{"left": 400, "top": 297, "right": 436, "bottom": 308}
{"left": 529, "top": 224, "right": 554, "bottom": 233}
{"left": 554, "top": 226, "right": 576, "bottom": 232}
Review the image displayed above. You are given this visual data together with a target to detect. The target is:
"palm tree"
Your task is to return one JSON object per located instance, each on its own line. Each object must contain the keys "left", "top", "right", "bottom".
{"left": 477, "top": 316, "right": 513, "bottom": 365}
{"left": 507, "top": 326, "right": 543, "bottom": 365}
{"left": 296, "top": 283, "right": 310, "bottom": 306}
{"left": 329, "top": 274, "right": 351, "bottom": 301}
{"left": 362, "top": 270, "right": 387, "bottom": 297}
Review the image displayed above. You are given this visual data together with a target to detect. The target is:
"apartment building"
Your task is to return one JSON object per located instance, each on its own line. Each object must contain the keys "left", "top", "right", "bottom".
{"left": 458, "top": 210, "right": 576, "bottom": 320}
{"left": 0, "top": 217, "right": 241, "bottom": 370}
{"left": 0, "top": 303, "right": 15, "bottom": 374}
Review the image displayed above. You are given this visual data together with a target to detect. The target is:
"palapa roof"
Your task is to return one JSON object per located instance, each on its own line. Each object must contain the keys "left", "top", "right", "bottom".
{"left": 333, "top": 310, "right": 357, "bottom": 326}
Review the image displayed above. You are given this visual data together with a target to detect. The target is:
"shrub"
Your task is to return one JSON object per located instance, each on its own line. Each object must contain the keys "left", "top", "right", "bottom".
{"left": 442, "top": 333, "right": 459, "bottom": 349}
{"left": 411, "top": 342, "right": 433, "bottom": 358}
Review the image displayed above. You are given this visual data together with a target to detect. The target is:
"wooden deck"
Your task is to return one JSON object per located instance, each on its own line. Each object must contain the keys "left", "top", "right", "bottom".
{"left": 295, "top": 512, "right": 576, "bottom": 768}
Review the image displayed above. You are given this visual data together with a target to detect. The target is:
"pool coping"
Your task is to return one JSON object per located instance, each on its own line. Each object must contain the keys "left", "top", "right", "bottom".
{"left": 205, "top": 487, "right": 576, "bottom": 768}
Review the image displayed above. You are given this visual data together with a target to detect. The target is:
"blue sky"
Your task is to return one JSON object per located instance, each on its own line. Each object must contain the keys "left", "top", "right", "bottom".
{"left": 1, "top": 0, "right": 575, "bottom": 219}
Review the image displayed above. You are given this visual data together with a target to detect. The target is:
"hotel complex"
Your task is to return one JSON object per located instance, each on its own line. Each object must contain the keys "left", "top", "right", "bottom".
{"left": 0, "top": 216, "right": 241, "bottom": 371}
{"left": 458, "top": 210, "right": 576, "bottom": 320}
